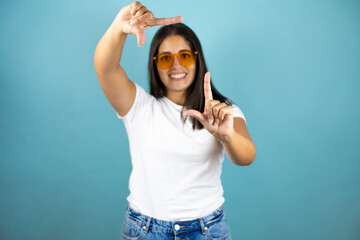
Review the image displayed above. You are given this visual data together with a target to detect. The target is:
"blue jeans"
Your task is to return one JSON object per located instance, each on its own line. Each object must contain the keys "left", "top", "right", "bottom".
{"left": 121, "top": 204, "right": 232, "bottom": 240}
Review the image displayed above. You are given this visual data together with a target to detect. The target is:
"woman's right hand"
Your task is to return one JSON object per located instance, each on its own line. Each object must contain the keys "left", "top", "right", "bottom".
{"left": 113, "top": 1, "right": 183, "bottom": 47}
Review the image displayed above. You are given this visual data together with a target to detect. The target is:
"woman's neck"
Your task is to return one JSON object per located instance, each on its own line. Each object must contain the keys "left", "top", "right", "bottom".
{"left": 166, "top": 91, "right": 186, "bottom": 106}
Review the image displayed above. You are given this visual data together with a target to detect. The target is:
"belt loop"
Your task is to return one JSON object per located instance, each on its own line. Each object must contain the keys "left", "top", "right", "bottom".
{"left": 143, "top": 217, "right": 152, "bottom": 233}
{"left": 199, "top": 218, "right": 206, "bottom": 234}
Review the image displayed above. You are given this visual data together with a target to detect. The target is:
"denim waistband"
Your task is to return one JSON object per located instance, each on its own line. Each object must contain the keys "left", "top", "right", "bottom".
{"left": 125, "top": 205, "right": 225, "bottom": 234}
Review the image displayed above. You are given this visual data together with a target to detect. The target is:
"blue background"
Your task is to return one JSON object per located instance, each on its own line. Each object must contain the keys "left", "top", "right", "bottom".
{"left": 1, "top": 0, "right": 359, "bottom": 239}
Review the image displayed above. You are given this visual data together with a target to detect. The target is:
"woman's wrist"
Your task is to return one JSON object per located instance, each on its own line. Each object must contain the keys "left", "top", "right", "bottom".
{"left": 110, "top": 22, "right": 128, "bottom": 38}
{"left": 218, "top": 128, "right": 236, "bottom": 145}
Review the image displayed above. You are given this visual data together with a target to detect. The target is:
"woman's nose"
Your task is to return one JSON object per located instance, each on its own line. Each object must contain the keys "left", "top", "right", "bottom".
{"left": 172, "top": 56, "right": 181, "bottom": 68}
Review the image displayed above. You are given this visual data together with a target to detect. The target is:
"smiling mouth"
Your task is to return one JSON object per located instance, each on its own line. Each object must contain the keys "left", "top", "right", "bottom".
{"left": 169, "top": 73, "right": 187, "bottom": 81}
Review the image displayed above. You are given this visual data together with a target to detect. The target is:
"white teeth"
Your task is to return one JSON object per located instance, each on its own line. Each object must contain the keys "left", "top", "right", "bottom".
{"left": 169, "top": 73, "right": 186, "bottom": 79}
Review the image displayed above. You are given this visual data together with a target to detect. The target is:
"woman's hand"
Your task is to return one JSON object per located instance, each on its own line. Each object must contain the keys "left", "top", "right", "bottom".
{"left": 113, "top": 1, "right": 183, "bottom": 47}
{"left": 183, "top": 72, "right": 235, "bottom": 144}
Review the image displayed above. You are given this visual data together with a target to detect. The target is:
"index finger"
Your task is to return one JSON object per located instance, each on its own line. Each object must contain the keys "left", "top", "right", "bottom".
{"left": 154, "top": 16, "right": 183, "bottom": 26}
{"left": 204, "top": 72, "right": 213, "bottom": 101}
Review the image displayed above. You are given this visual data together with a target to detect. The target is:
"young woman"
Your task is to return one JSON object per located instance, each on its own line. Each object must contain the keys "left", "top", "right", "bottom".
{"left": 94, "top": 2, "right": 256, "bottom": 239}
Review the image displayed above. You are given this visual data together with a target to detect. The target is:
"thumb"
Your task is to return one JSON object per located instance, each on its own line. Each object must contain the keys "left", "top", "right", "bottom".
{"left": 183, "top": 110, "right": 206, "bottom": 125}
{"left": 136, "top": 30, "right": 145, "bottom": 47}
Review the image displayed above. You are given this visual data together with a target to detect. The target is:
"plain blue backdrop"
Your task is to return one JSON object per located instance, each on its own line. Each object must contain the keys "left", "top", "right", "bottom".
{"left": 1, "top": 0, "right": 359, "bottom": 239}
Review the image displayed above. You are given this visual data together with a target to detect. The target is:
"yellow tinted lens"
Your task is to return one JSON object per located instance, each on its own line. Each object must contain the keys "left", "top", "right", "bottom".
{"left": 154, "top": 51, "right": 197, "bottom": 69}
{"left": 157, "top": 53, "right": 173, "bottom": 69}
{"left": 178, "top": 51, "right": 195, "bottom": 67}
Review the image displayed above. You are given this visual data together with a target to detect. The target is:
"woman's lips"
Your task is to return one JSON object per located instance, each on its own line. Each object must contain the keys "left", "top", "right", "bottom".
{"left": 169, "top": 73, "right": 187, "bottom": 81}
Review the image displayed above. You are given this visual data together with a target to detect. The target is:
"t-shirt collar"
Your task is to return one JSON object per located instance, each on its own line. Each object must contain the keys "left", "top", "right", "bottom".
{"left": 163, "top": 97, "right": 184, "bottom": 111}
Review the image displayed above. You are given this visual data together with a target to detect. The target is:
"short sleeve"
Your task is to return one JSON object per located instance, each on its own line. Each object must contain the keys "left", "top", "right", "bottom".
{"left": 232, "top": 103, "right": 247, "bottom": 125}
{"left": 116, "top": 83, "right": 153, "bottom": 124}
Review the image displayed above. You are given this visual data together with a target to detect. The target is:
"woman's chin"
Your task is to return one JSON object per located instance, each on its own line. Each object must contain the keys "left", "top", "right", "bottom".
{"left": 163, "top": 76, "right": 194, "bottom": 93}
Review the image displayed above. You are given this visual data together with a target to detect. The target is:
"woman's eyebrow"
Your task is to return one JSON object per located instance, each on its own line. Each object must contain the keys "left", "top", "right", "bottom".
{"left": 159, "top": 49, "right": 190, "bottom": 54}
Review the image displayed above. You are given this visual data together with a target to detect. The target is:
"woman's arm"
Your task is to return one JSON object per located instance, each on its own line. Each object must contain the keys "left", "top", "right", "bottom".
{"left": 221, "top": 118, "right": 256, "bottom": 166}
{"left": 183, "top": 72, "right": 256, "bottom": 166}
{"left": 94, "top": 2, "right": 140, "bottom": 117}
{"left": 94, "top": 21, "right": 135, "bottom": 117}
{"left": 94, "top": 1, "right": 182, "bottom": 117}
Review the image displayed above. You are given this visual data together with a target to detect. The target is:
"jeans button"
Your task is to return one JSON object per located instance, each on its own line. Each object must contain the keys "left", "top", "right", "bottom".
{"left": 174, "top": 224, "right": 180, "bottom": 230}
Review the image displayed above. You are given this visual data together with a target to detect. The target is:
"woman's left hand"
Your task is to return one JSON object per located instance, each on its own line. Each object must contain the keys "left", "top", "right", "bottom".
{"left": 183, "top": 72, "right": 234, "bottom": 144}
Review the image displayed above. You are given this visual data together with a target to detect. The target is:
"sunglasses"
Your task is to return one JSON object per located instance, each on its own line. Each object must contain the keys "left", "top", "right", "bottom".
{"left": 153, "top": 50, "right": 198, "bottom": 70}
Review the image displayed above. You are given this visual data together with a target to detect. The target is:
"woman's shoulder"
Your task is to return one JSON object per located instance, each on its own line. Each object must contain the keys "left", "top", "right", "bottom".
{"left": 230, "top": 102, "right": 247, "bottom": 124}
{"left": 116, "top": 82, "right": 155, "bottom": 121}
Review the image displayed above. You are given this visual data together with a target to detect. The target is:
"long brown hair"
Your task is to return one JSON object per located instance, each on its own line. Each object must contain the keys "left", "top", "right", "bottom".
{"left": 148, "top": 23, "right": 232, "bottom": 130}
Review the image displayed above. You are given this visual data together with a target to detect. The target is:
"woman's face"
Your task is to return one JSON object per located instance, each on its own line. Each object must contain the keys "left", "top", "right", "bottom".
{"left": 156, "top": 35, "right": 196, "bottom": 98}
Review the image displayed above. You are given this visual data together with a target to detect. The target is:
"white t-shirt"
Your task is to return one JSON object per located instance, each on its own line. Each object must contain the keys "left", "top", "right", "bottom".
{"left": 117, "top": 83, "right": 246, "bottom": 221}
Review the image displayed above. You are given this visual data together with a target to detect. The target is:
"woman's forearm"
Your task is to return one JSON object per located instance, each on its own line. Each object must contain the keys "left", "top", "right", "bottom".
{"left": 94, "top": 22, "right": 127, "bottom": 75}
{"left": 222, "top": 131, "right": 256, "bottom": 166}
